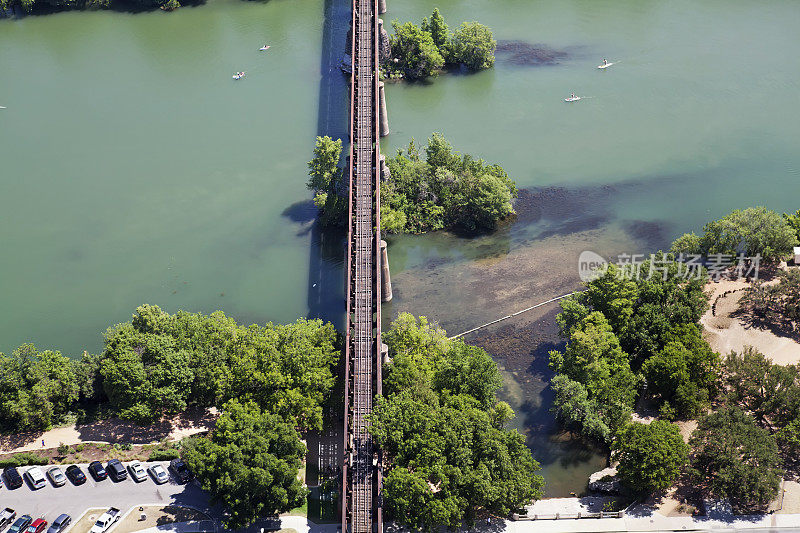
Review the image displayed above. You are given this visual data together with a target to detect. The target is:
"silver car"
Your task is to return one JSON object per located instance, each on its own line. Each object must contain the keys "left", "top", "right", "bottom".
{"left": 47, "top": 467, "right": 67, "bottom": 487}
{"left": 127, "top": 461, "right": 147, "bottom": 482}
{"left": 147, "top": 464, "right": 169, "bottom": 484}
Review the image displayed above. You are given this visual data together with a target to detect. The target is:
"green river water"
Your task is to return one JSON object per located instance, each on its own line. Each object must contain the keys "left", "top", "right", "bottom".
{"left": 2, "top": 0, "right": 800, "bottom": 495}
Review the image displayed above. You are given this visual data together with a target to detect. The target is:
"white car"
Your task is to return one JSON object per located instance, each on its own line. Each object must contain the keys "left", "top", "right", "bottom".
{"left": 147, "top": 464, "right": 169, "bottom": 484}
{"left": 127, "top": 461, "right": 147, "bottom": 482}
{"left": 24, "top": 467, "right": 46, "bottom": 490}
{"left": 89, "top": 508, "right": 119, "bottom": 533}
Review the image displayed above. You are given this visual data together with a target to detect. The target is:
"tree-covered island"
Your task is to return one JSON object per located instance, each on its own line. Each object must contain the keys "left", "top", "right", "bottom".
{"left": 387, "top": 8, "right": 496, "bottom": 80}
{"left": 307, "top": 133, "right": 517, "bottom": 235}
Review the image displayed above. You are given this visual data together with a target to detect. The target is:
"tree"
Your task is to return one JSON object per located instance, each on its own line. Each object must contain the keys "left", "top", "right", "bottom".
{"left": 421, "top": 8, "right": 449, "bottom": 52}
{"left": 549, "top": 312, "right": 639, "bottom": 443}
{"left": 372, "top": 314, "right": 544, "bottom": 530}
{"left": 307, "top": 136, "right": 342, "bottom": 194}
{"left": 448, "top": 22, "right": 496, "bottom": 71}
{"left": 642, "top": 329, "right": 720, "bottom": 418}
{"left": 784, "top": 209, "right": 800, "bottom": 242}
{"left": 699, "top": 207, "right": 798, "bottom": 262}
{"left": 724, "top": 347, "right": 800, "bottom": 428}
{"left": 669, "top": 232, "right": 702, "bottom": 255}
{"left": 381, "top": 134, "right": 516, "bottom": 234}
{"left": 0, "top": 345, "right": 80, "bottom": 431}
{"left": 550, "top": 374, "right": 609, "bottom": 443}
{"left": 612, "top": 421, "right": 688, "bottom": 494}
{"left": 689, "top": 406, "right": 782, "bottom": 512}
{"left": 182, "top": 400, "right": 306, "bottom": 529}
{"left": 389, "top": 21, "right": 445, "bottom": 80}
{"left": 99, "top": 305, "right": 339, "bottom": 428}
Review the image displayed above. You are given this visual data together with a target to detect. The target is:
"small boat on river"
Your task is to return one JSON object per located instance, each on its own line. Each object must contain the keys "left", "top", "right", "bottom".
{"left": 232, "top": 71, "right": 245, "bottom": 80}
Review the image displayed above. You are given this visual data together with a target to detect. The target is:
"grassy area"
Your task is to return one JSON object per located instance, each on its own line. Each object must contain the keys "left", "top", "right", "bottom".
{"left": 115, "top": 506, "right": 211, "bottom": 533}
{"left": 0, "top": 441, "right": 181, "bottom": 466}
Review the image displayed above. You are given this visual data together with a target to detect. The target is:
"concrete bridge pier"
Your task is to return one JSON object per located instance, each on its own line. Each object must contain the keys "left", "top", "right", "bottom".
{"left": 379, "top": 154, "right": 390, "bottom": 182}
{"left": 378, "top": 0, "right": 386, "bottom": 14}
{"left": 378, "top": 82, "right": 389, "bottom": 137}
{"left": 380, "top": 239, "right": 392, "bottom": 302}
{"left": 381, "top": 343, "right": 391, "bottom": 365}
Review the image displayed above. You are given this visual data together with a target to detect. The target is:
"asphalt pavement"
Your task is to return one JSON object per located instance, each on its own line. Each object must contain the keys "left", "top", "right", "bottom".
{"left": 0, "top": 462, "right": 215, "bottom": 528}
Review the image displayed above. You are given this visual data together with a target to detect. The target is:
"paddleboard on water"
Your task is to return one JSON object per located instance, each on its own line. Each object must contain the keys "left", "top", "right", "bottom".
{"left": 564, "top": 96, "right": 581, "bottom": 102}
{"left": 598, "top": 62, "right": 615, "bottom": 69}
{"left": 259, "top": 45, "right": 270, "bottom": 51}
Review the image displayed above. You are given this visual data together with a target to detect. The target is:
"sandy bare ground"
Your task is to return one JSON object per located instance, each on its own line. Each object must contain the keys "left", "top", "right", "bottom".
{"left": 0, "top": 407, "right": 218, "bottom": 454}
{"left": 701, "top": 279, "right": 800, "bottom": 364}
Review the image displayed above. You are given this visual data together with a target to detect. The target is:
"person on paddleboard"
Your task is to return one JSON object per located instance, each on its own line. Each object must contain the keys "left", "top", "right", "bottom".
{"left": 571, "top": 93, "right": 576, "bottom": 98}
{"left": 603, "top": 58, "right": 607, "bottom": 65}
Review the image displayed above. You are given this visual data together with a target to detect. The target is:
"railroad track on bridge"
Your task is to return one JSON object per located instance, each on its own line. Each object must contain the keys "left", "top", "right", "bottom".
{"left": 341, "top": 0, "right": 382, "bottom": 530}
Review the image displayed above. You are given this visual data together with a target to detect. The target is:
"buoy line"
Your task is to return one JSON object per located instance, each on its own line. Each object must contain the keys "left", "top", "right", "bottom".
{"left": 448, "top": 292, "right": 577, "bottom": 339}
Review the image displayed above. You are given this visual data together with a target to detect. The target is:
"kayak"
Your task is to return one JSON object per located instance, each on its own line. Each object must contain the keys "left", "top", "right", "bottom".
{"left": 564, "top": 96, "right": 581, "bottom": 102}
{"left": 259, "top": 45, "right": 270, "bottom": 51}
{"left": 233, "top": 72, "right": 245, "bottom": 80}
{"left": 598, "top": 62, "right": 615, "bottom": 69}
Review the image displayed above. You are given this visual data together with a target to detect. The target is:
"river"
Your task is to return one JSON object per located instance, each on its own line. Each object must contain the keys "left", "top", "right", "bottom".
{"left": 2, "top": 0, "right": 799, "bottom": 496}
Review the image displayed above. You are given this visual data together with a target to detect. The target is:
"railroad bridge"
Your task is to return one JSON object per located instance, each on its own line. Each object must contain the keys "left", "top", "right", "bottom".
{"left": 340, "top": 0, "right": 390, "bottom": 531}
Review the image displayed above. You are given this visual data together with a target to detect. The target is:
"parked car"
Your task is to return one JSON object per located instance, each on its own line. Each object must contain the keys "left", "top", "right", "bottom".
{"left": 8, "top": 516, "right": 32, "bottom": 533}
{"left": 3, "top": 467, "right": 23, "bottom": 490}
{"left": 89, "top": 508, "right": 119, "bottom": 533}
{"left": 88, "top": 461, "right": 107, "bottom": 481}
{"left": 127, "top": 461, "right": 147, "bottom": 482}
{"left": 169, "top": 459, "right": 193, "bottom": 483}
{"left": 26, "top": 519, "right": 47, "bottom": 533}
{"left": 24, "top": 467, "right": 47, "bottom": 490}
{"left": 46, "top": 467, "right": 66, "bottom": 487}
{"left": 65, "top": 465, "right": 86, "bottom": 485}
{"left": 0, "top": 508, "right": 17, "bottom": 530}
{"left": 105, "top": 459, "right": 127, "bottom": 482}
{"left": 46, "top": 515, "right": 70, "bottom": 533}
{"left": 147, "top": 464, "right": 169, "bottom": 485}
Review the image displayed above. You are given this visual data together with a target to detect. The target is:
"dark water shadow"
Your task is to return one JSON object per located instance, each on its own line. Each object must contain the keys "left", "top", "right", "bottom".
{"left": 496, "top": 40, "right": 587, "bottom": 67}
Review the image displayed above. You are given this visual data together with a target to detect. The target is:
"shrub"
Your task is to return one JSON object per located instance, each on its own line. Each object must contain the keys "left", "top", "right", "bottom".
{"left": 149, "top": 448, "right": 180, "bottom": 461}
{"left": 57, "top": 442, "right": 71, "bottom": 456}
{"left": 0, "top": 452, "right": 49, "bottom": 468}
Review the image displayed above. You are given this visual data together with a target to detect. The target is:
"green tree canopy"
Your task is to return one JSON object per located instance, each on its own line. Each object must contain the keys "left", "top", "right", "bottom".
{"left": 689, "top": 406, "right": 782, "bottom": 512}
{"left": 100, "top": 305, "right": 339, "bottom": 428}
{"left": 182, "top": 399, "right": 307, "bottom": 529}
{"left": 549, "top": 312, "right": 639, "bottom": 443}
{"left": 421, "top": 8, "right": 450, "bottom": 50}
{"left": 381, "top": 133, "right": 516, "bottom": 234}
{"left": 0, "top": 345, "right": 80, "bottom": 431}
{"left": 389, "top": 21, "right": 445, "bottom": 80}
{"left": 671, "top": 207, "right": 798, "bottom": 263}
{"left": 612, "top": 421, "right": 689, "bottom": 494}
{"left": 371, "top": 313, "right": 544, "bottom": 530}
{"left": 448, "top": 22, "right": 496, "bottom": 70}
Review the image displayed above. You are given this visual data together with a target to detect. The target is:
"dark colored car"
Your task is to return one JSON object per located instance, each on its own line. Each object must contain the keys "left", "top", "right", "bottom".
{"left": 8, "top": 515, "right": 32, "bottom": 533}
{"left": 169, "top": 459, "right": 193, "bottom": 483}
{"left": 2, "top": 467, "right": 23, "bottom": 490}
{"left": 65, "top": 465, "right": 86, "bottom": 485}
{"left": 26, "top": 519, "right": 47, "bottom": 533}
{"left": 88, "top": 461, "right": 107, "bottom": 481}
{"left": 105, "top": 459, "right": 127, "bottom": 482}
{"left": 46, "top": 514, "right": 71, "bottom": 533}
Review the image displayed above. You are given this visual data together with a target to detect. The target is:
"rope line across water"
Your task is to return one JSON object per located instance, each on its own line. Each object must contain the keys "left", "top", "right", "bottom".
{"left": 448, "top": 292, "right": 577, "bottom": 339}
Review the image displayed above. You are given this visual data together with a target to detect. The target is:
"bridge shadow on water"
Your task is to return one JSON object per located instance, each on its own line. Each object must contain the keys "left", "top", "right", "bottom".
{"left": 303, "top": 0, "right": 350, "bottom": 520}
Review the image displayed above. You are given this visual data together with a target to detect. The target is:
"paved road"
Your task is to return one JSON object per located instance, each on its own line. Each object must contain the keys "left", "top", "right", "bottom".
{"left": 0, "top": 462, "right": 215, "bottom": 527}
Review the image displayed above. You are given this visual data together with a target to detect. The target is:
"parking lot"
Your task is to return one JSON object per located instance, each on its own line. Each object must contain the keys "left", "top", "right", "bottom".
{"left": 0, "top": 462, "right": 216, "bottom": 530}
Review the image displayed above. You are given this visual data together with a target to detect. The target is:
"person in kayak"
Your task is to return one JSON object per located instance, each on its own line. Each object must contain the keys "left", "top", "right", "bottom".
{"left": 571, "top": 93, "right": 576, "bottom": 98}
